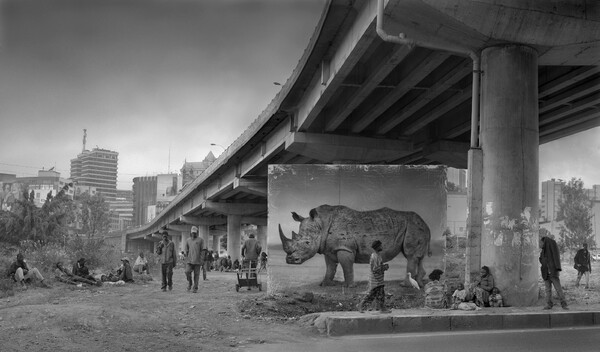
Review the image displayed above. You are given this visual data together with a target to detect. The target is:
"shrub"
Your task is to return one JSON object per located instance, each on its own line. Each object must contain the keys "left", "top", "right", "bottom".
{"left": 13, "top": 237, "right": 122, "bottom": 275}
{"left": 19, "top": 241, "right": 68, "bottom": 272}
{"left": 66, "top": 236, "right": 121, "bottom": 271}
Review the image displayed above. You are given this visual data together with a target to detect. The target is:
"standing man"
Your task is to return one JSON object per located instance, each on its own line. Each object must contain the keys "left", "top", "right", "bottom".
{"left": 574, "top": 242, "right": 592, "bottom": 289}
{"left": 241, "top": 233, "right": 261, "bottom": 283}
{"left": 539, "top": 235, "right": 568, "bottom": 310}
{"left": 156, "top": 230, "right": 177, "bottom": 292}
{"left": 185, "top": 226, "right": 205, "bottom": 293}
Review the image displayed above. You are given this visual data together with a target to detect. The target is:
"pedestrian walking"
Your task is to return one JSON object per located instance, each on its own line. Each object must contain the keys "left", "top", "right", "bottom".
{"left": 156, "top": 230, "right": 177, "bottom": 292}
{"left": 539, "top": 235, "right": 568, "bottom": 310}
{"left": 358, "top": 240, "right": 390, "bottom": 313}
{"left": 241, "top": 234, "right": 261, "bottom": 284}
{"left": 574, "top": 242, "right": 592, "bottom": 288}
{"left": 185, "top": 226, "right": 205, "bottom": 293}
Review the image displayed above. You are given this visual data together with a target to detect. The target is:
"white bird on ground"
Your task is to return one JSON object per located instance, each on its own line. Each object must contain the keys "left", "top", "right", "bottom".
{"left": 407, "top": 272, "right": 420, "bottom": 290}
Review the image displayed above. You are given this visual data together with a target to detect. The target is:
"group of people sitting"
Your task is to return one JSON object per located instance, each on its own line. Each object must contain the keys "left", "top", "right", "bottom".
{"left": 5, "top": 250, "right": 152, "bottom": 290}
{"left": 54, "top": 256, "right": 138, "bottom": 286}
{"left": 424, "top": 266, "right": 504, "bottom": 310}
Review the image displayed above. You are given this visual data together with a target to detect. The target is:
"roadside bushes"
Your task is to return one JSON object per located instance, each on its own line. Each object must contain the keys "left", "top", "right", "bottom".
{"left": 66, "top": 236, "right": 121, "bottom": 271}
{"left": 2, "top": 237, "right": 122, "bottom": 277}
{"left": 18, "top": 241, "right": 68, "bottom": 273}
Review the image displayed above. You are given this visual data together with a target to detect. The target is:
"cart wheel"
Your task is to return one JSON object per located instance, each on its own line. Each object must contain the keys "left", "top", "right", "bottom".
{"left": 235, "top": 284, "right": 240, "bottom": 292}
{"left": 258, "top": 284, "right": 262, "bottom": 291}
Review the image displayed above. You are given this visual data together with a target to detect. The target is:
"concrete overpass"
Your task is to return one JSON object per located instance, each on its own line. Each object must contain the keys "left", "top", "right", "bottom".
{"left": 126, "top": 0, "right": 600, "bottom": 305}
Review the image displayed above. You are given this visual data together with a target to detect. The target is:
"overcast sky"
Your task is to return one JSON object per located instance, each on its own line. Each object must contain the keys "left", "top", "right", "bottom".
{"left": 0, "top": 0, "right": 598, "bottom": 191}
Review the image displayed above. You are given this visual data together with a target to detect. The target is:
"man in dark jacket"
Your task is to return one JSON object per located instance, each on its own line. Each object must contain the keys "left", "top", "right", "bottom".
{"left": 156, "top": 231, "right": 177, "bottom": 291}
{"left": 55, "top": 262, "right": 99, "bottom": 286}
{"left": 118, "top": 257, "right": 134, "bottom": 282}
{"left": 574, "top": 243, "right": 591, "bottom": 289}
{"left": 185, "top": 226, "right": 204, "bottom": 292}
{"left": 72, "top": 258, "right": 99, "bottom": 285}
{"left": 539, "top": 236, "right": 568, "bottom": 310}
{"left": 8, "top": 253, "right": 50, "bottom": 288}
{"left": 241, "top": 234, "right": 262, "bottom": 283}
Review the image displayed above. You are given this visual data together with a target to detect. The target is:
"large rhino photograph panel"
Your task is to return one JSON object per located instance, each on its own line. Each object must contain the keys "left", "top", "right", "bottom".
{"left": 268, "top": 164, "right": 447, "bottom": 293}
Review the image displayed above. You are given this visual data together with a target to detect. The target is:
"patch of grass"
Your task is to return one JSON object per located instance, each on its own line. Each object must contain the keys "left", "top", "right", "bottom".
{"left": 0, "top": 278, "right": 15, "bottom": 298}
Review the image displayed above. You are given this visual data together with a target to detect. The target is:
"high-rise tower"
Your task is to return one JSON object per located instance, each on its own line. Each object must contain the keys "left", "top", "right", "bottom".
{"left": 540, "top": 179, "right": 565, "bottom": 223}
{"left": 70, "top": 147, "right": 118, "bottom": 200}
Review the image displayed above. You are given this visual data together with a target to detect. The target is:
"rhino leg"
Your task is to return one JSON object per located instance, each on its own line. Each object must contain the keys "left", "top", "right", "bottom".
{"left": 416, "top": 256, "right": 426, "bottom": 285}
{"left": 337, "top": 250, "right": 356, "bottom": 288}
{"left": 320, "top": 254, "right": 338, "bottom": 286}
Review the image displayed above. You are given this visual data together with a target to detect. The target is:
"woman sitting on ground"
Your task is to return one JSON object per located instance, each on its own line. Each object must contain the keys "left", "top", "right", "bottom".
{"left": 424, "top": 269, "right": 448, "bottom": 309}
{"left": 472, "top": 266, "right": 494, "bottom": 307}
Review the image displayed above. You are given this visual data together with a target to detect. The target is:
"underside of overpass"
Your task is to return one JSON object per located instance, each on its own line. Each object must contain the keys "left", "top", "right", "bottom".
{"left": 126, "top": 0, "right": 600, "bottom": 303}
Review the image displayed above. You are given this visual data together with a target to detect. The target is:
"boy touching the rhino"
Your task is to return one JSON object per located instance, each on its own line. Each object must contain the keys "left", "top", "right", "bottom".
{"left": 358, "top": 240, "right": 391, "bottom": 313}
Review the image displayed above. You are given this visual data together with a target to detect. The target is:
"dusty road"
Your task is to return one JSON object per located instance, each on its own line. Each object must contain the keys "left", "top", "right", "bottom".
{"left": 0, "top": 268, "right": 320, "bottom": 352}
{"left": 1, "top": 260, "right": 598, "bottom": 352}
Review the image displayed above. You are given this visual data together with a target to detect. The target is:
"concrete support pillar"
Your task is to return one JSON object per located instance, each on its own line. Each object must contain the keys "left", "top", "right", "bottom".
{"left": 480, "top": 45, "right": 539, "bottom": 306}
{"left": 180, "top": 231, "right": 189, "bottom": 253}
{"left": 465, "top": 148, "right": 483, "bottom": 285}
{"left": 198, "top": 225, "right": 209, "bottom": 249}
{"left": 212, "top": 235, "right": 220, "bottom": 253}
{"left": 227, "top": 214, "right": 242, "bottom": 261}
{"left": 171, "top": 231, "right": 182, "bottom": 255}
{"left": 257, "top": 225, "right": 267, "bottom": 253}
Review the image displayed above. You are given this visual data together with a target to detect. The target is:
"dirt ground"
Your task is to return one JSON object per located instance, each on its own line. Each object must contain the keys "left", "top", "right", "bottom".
{"left": 0, "top": 267, "right": 326, "bottom": 352}
{"left": 1, "top": 262, "right": 599, "bottom": 352}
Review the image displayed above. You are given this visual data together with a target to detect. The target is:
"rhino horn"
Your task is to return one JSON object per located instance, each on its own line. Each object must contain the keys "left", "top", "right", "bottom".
{"left": 279, "top": 224, "right": 293, "bottom": 254}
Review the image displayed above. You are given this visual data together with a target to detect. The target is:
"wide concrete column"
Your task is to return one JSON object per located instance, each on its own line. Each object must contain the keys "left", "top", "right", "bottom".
{"left": 480, "top": 45, "right": 539, "bottom": 306}
{"left": 257, "top": 225, "right": 267, "bottom": 253}
{"left": 180, "top": 231, "right": 189, "bottom": 253}
{"left": 212, "top": 235, "right": 221, "bottom": 253}
{"left": 227, "top": 214, "right": 242, "bottom": 261}
{"left": 171, "top": 231, "right": 183, "bottom": 255}
{"left": 197, "top": 225, "right": 209, "bottom": 249}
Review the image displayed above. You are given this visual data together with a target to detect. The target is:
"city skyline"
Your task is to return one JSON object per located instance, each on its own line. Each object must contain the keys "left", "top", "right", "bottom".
{"left": 0, "top": 0, "right": 598, "bottom": 191}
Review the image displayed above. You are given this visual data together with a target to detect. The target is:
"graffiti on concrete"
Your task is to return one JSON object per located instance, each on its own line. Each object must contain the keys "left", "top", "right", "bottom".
{"left": 484, "top": 203, "right": 538, "bottom": 248}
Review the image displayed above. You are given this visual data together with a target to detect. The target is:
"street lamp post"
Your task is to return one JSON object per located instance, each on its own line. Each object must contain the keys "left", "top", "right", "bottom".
{"left": 210, "top": 143, "right": 226, "bottom": 151}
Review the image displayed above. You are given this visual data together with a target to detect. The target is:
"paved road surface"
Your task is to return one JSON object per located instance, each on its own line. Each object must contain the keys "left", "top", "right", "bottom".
{"left": 248, "top": 326, "right": 600, "bottom": 352}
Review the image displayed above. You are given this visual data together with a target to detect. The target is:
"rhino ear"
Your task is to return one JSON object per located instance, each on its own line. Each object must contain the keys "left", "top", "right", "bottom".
{"left": 309, "top": 208, "right": 318, "bottom": 220}
{"left": 291, "top": 212, "right": 305, "bottom": 222}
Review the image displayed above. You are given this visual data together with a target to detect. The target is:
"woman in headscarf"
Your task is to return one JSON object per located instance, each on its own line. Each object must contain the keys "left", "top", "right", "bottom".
{"left": 472, "top": 266, "right": 494, "bottom": 307}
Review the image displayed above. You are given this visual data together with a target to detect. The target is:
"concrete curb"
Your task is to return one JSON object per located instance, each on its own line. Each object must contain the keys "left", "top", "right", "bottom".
{"left": 315, "top": 311, "right": 600, "bottom": 336}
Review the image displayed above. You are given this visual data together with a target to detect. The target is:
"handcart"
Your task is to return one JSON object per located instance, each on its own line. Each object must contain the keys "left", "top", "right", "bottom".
{"left": 235, "top": 259, "right": 262, "bottom": 291}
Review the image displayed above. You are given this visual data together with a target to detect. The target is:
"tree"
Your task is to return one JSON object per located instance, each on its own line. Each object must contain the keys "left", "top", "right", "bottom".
{"left": 557, "top": 178, "right": 594, "bottom": 251}
{"left": 0, "top": 190, "right": 43, "bottom": 244}
{"left": 77, "top": 193, "right": 112, "bottom": 237}
{"left": 447, "top": 182, "right": 460, "bottom": 192}
{"left": 40, "top": 185, "right": 76, "bottom": 244}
